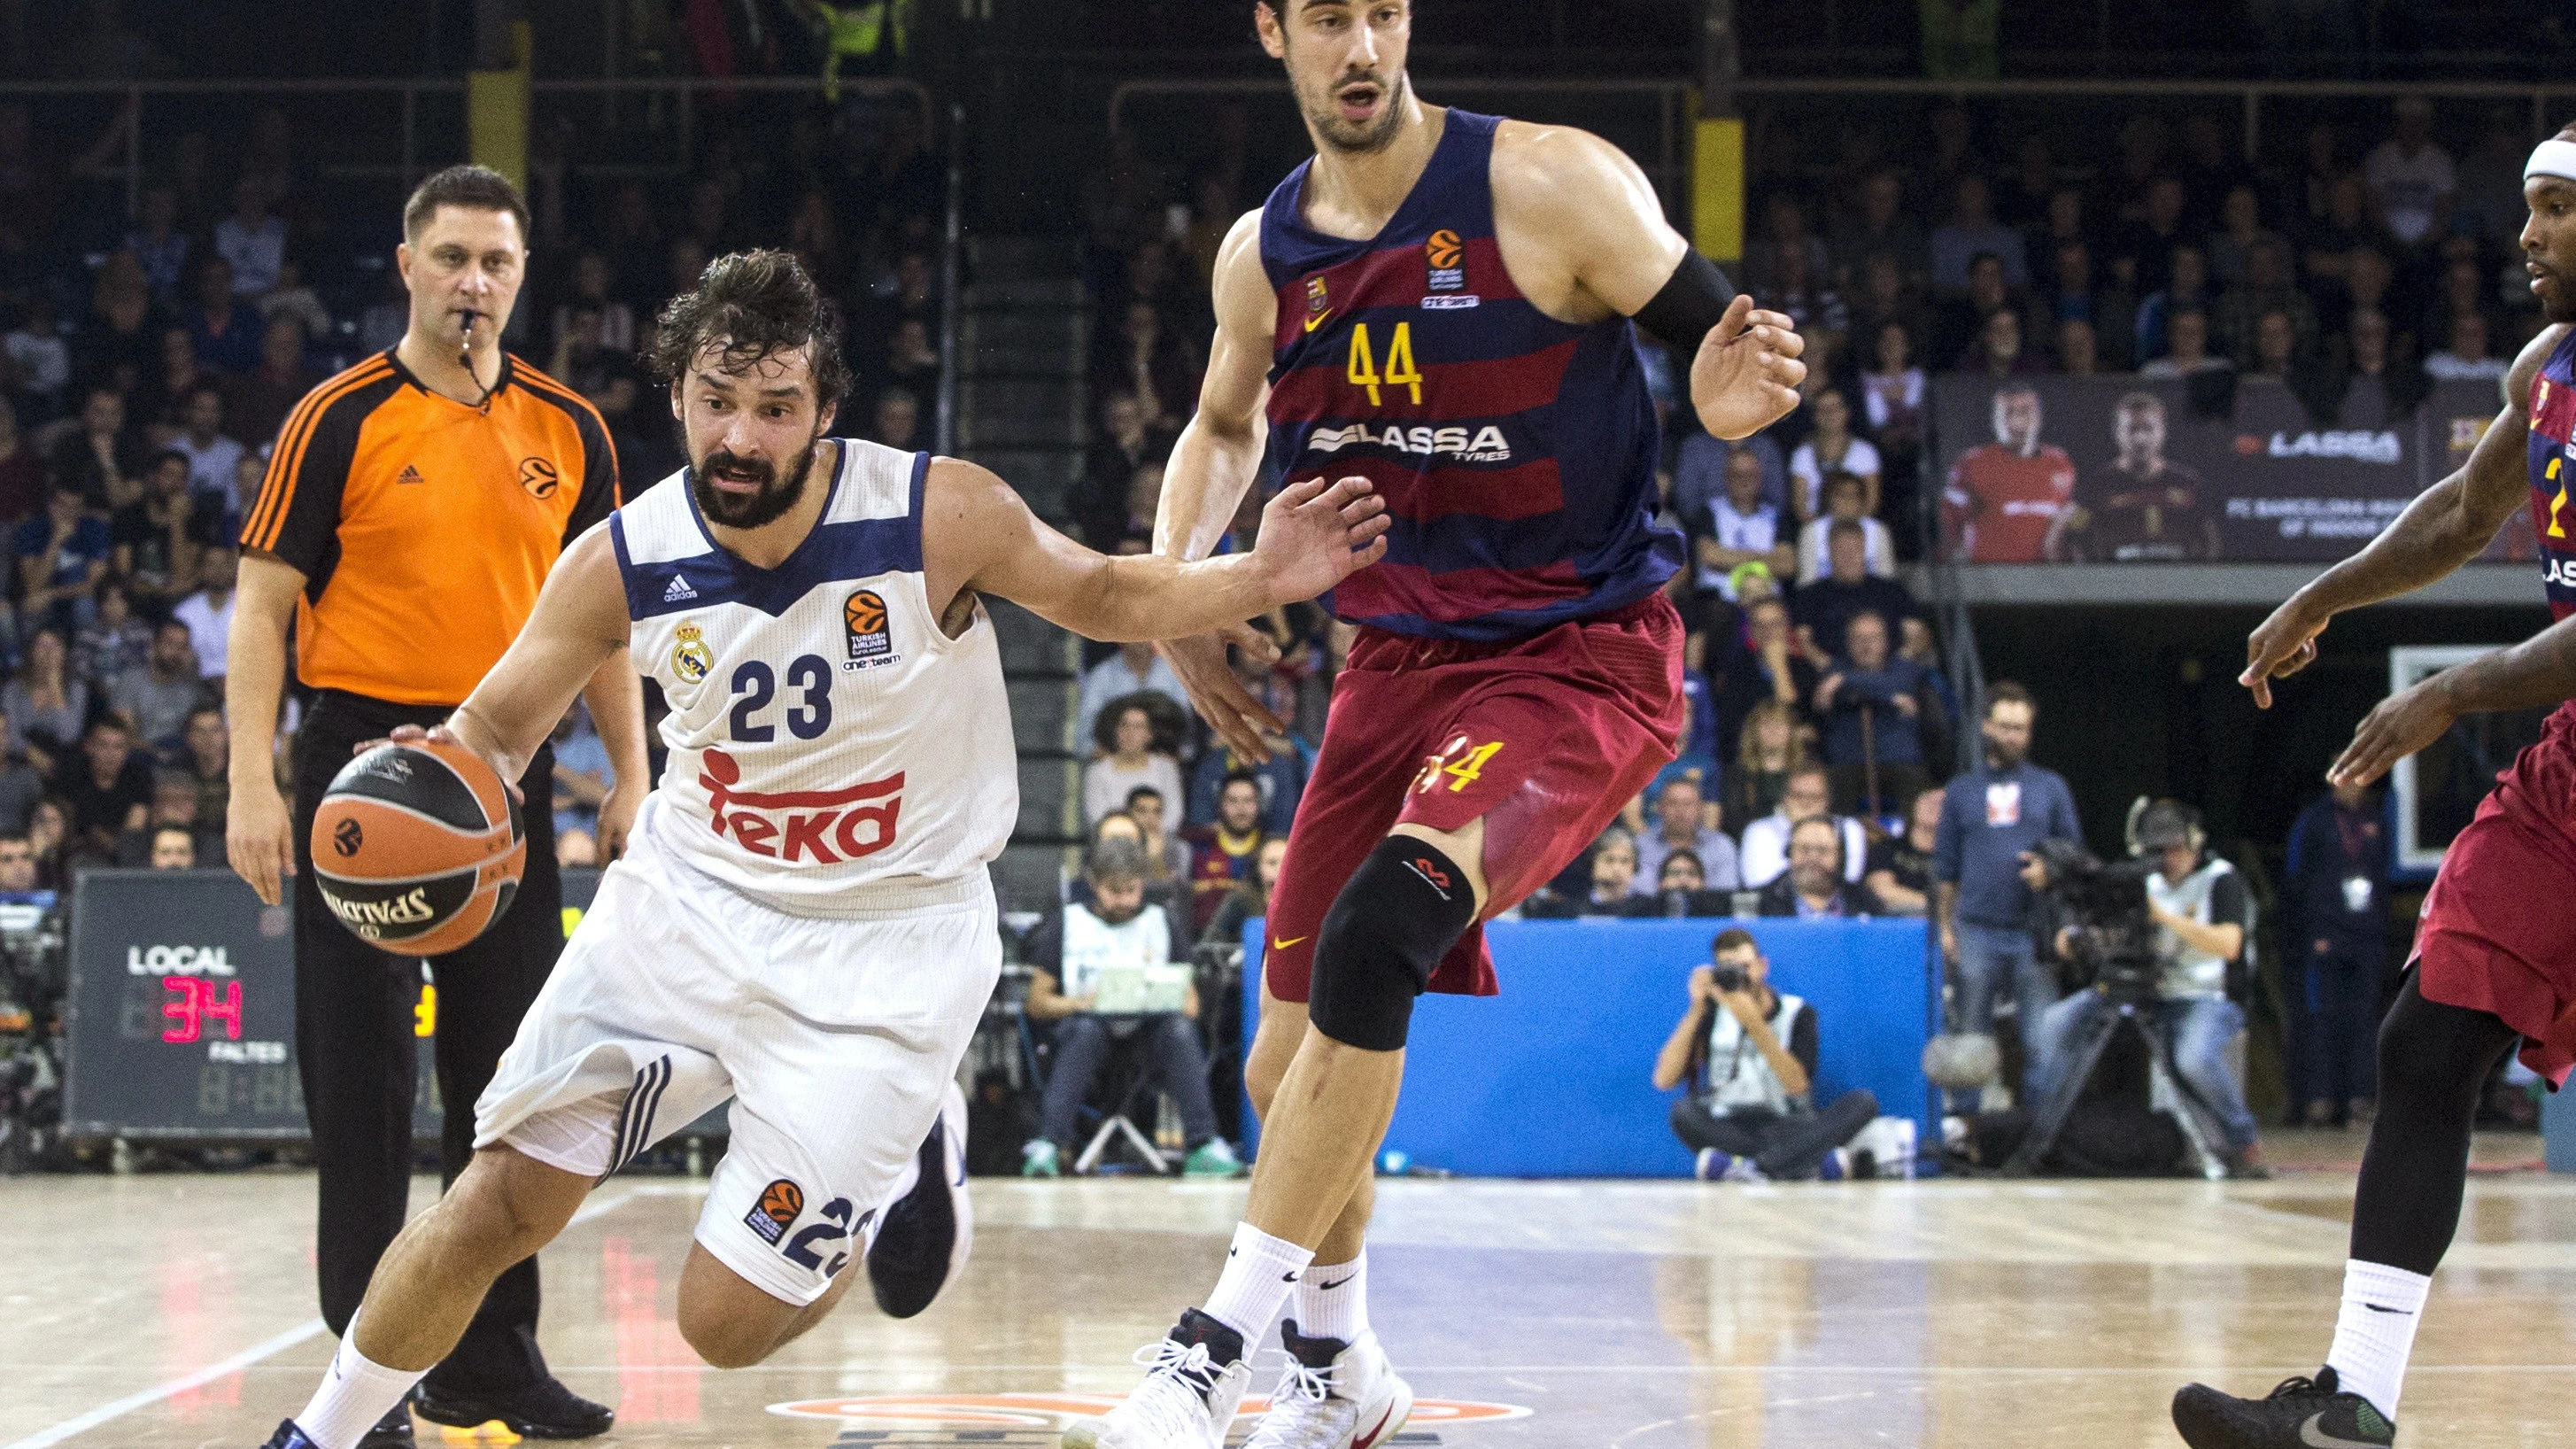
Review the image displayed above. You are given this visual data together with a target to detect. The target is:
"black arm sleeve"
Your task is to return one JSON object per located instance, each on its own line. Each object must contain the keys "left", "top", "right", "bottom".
{"left": 1631, "top": 249, "right": 1741, "bottom": 353}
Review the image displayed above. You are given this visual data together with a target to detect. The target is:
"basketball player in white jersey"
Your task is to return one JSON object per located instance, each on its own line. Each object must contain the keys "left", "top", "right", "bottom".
{"left": 251, "top": 251, "right": 1390, "bottom": 1449}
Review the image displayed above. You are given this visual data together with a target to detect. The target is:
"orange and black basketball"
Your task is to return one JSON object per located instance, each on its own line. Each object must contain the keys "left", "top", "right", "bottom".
{"left": 310, "top": 738, "right": 525, "bottom": 957}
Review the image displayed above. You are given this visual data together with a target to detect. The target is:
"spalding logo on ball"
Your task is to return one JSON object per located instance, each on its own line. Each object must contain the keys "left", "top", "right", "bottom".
{"left": 310, "top": 738, "right": 525, "bottom": 956}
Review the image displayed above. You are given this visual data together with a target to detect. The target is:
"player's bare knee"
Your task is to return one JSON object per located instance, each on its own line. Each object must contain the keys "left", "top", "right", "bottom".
{"left": 1245, "top": 1001, "right": 1304, "bottom": 1119}
{"left": 677, "top": 1248, "right": 801, "bottom": 1368}
{"left": 444, "top": 1146, "right": 584, "bottom": 1268}
{"left": 1308, "top": 837, "right": 1479, "bottom": 1052}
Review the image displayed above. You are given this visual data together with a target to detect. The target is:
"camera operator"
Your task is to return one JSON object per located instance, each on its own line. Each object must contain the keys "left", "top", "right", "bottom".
{"left": 2029, "top": 800, "right": 2266, "bottom": 1178}
{"left": 1654, "top": 927, "right": 1879, "bottom": 1182}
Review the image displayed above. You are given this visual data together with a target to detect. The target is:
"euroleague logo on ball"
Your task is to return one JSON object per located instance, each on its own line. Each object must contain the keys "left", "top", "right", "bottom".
{"left": 331, "top": 818, "right": 363, "bottom": 857}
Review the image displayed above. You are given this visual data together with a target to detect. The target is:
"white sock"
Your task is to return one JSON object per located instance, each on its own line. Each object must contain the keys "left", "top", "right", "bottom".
{"left": 2325, "top": 1259, "right": 2431, "bottom": 1421}
{"left": 1291, "top": 1249, "right": 1369, "bottom": 1345}
{"left": 294, "top": 1313, "right": 429, "bottom": 1449}
{"left": 1203, "top": 1222, "right": 1315, "bottom": 1348}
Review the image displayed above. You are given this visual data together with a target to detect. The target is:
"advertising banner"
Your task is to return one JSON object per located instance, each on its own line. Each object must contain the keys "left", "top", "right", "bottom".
{"left": 1932, "top": 374, "right": 2502, "bottom": 564}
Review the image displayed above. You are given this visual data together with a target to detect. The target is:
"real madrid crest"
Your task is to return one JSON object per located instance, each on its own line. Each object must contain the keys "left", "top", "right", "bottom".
{"left": 671, "top": 622, "right": 714, "bottom": 683}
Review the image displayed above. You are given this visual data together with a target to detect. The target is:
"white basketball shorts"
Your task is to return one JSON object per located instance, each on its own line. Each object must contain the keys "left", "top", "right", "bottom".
{"left": 473, "top": 802, "right": 999, "bottom": 1306}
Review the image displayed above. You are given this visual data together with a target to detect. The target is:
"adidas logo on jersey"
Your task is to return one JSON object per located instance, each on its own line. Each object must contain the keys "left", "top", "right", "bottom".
{"left": 663, "top": 575, "right": 699, "bottom": 602}
{"left": 1307, "top": 422, "right": 1512, "bottom": 464}
{"left": 395, "top": 465, "right": 425, "bottom": 486}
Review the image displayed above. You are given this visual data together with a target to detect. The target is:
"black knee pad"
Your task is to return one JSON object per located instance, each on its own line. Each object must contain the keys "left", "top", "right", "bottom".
{"left": 1308, "top": 837, "right": 1479, "bottom": 1051}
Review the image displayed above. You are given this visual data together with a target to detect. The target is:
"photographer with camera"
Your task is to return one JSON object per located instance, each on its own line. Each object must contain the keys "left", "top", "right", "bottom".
{"left": 1654, "top": 928, "right": 1880, "bottom": 1182}
{"left": 2027, "top": 800, "right": 2266, "bottom": 1178}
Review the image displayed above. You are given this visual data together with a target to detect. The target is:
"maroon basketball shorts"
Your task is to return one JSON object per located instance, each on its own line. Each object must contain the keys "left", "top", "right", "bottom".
{"left": 2414, "top": 784, "right": 2576, "bottom": 1087}
{"left": 1262, "top": 593, "right": 1684, "bottom": 1002}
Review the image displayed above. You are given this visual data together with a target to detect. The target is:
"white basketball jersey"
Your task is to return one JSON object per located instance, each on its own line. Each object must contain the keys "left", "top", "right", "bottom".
{"left": 608, "top": 439, "right": 1017, "bottom": 913}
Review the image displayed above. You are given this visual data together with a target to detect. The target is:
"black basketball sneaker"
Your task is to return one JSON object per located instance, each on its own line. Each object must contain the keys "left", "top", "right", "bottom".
{"left": 2172, "top": 1366, "right": 2395, "bottom": 1447}
{"left": 255, "top": 1402, "right": 414, "bottom": 1449}
{"left": 866, "top": 1078, "right": 974, "bottom": 1318}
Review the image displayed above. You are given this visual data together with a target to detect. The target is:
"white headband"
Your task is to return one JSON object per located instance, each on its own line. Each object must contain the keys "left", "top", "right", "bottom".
{"left": 2527, "top": 138, "right": 2576, "bottom": 183}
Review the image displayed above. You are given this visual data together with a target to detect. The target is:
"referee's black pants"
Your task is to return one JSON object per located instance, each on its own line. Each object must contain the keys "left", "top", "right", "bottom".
{"left": 291, "top": 689, "right": 562, "bottom": 1395}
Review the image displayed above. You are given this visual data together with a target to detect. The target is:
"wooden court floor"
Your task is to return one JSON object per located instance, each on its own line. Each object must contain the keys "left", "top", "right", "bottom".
{"left": 4, "top": 1136, "right": 2572, "bottom": 1448}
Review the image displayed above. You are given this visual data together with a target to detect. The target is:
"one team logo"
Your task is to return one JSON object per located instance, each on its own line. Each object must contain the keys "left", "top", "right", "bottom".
{"left": 670, "top": 622, "right": 714, "bottom": 683}
{"left": 844, "top": 589, "right": 893, "bottom": 666}
{"left": 744, "top": 1178, "right": 803, "bottom": 1245}
{"left": 1305, "top": 275, "right": 1332, "bottom": 333}
{"left": 518, "top": 456, "right": 561, "bottom": 500}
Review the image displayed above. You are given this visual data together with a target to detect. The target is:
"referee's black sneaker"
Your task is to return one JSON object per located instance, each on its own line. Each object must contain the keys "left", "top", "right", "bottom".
{"left": 2172, "top": 1366, "right": 2395, "bottom": 1448}
{"left": 255, "top": 1402, "right": 414, "bottom": 1449}
{"left": 414, "top": 1376, "right": 613, "bottom": 1440}
{"left": 867, "top": 1079, "right": 974, "bottom": 1319}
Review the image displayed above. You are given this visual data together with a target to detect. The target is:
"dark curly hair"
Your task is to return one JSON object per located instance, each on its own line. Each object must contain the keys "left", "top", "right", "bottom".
{"left": 646, "top": 249, "right": 852, "bottom": 411}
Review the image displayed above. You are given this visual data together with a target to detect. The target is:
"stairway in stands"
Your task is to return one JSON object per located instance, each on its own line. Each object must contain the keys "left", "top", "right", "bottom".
{"left": 951, "top": 236, "right": 1088, "bottom": 918}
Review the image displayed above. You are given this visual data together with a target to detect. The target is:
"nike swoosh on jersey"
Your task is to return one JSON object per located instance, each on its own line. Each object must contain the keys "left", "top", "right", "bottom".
{"left": 1353, "top": 1406, "right": 1396, "bottom": 1449}
{"left": 1303, "top": 310, "right": 1332, "bottom": 334}
{"left": 1272, "top": 936, "right": 1311, "bottom": 950}
{"left": 2301, "top": 1413, "right": 2386, "bottom": 1448}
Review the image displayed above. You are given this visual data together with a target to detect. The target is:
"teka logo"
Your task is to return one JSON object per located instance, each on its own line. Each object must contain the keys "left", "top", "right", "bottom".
{"left": 518, "top": 456, "right": 561, "bottom": 499}
{"left": 126, "top": 944, "right": 234, "bottom": 977}
{"left": 699, "top": 748, "right": 902, "bottom": 864}
{"left": 764, "top": 1393, "right": 1531, "bottom": 1430}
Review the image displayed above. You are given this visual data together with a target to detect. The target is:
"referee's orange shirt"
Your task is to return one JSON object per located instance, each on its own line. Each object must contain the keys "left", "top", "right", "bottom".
{"left": 240, "top": 351, "right": 622, "bottom": 706}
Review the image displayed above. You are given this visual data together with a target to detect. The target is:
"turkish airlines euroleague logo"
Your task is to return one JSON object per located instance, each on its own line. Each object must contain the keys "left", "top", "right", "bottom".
{"left": 764, "top": 1392, "right": 1531, "bottom": 1430}
{"left": 699, "top": 748, "right": 902, "bottom": 864}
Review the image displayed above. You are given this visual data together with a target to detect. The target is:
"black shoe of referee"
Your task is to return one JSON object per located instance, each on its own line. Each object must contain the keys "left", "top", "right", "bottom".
{"left": 2171, "top": 1366, "right": 2394, "bottom": 1448}
{"left": 414, "top": 1376, "right": 614, "bottom": 1440}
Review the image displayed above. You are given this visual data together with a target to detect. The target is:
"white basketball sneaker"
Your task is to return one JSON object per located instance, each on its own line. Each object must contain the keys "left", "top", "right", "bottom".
{"left": 1243, "top": 1321, "right": 1414, "bottom": 1449}
{"left": 1062, "top": 1310, "right": 1254, "bottom": 1449}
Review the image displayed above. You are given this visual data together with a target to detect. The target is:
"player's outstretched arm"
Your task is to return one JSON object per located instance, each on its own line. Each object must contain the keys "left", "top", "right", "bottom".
{"left": 926, "top": 458, "right": 1388, "bottom": 643}
{"left": 1493, "top": 121, "right": 1804, "bottom": 440}
{"left": 437, "top": 526, "right": 634, "bottom": 787}
{"left": 2242, "top": 322, "right": 2564, "bottom": 708}
{"left": 1152, "top": 212, "right": 1304, "bottom": 763}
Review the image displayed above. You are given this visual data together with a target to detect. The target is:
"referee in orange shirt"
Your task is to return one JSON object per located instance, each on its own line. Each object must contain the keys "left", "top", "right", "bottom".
{"left": 227, "top": 167, "right": 644, "bottom": 1448}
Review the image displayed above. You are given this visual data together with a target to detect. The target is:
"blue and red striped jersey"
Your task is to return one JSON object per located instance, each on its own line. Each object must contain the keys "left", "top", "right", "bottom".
{"left": 2530, "top": 327, "right": 2576, "bottom": 620}
{"left": 1257, "top": 109, "right": 1681, "bottom": 642}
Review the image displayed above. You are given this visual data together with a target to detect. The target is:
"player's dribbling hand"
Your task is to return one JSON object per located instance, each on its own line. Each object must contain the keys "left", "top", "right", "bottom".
{"left": 2330, "top": 677, "right": 2457, "bottom": 788}
{"left": 1690, "top": 297, "right": 1806, "bottom": 441}
{"left": 1159, "top": 629, "right": 1289, "bottom": 764}
{"left": 1254, "top": 476, "right": 1391, "bottom": 605}
{"left": 2240, "top": 599, "right": 2328, "bottom": 708}
{"left": 225, "top": 777, "right": 296, "bottom": 907}
{"left": 358, "top": 723, "right": 526, "bottom": 806}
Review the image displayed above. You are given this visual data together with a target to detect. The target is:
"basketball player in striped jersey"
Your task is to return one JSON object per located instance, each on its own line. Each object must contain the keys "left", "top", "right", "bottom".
{"left": 250, "top": 252, "right": 1389, "bottom": 1449}
{"left": 2172, "top": 124, "right": 2576, "bottom": 1449}
{"left": 1071, "top": 4, "right": 1806, "bottom": 1447}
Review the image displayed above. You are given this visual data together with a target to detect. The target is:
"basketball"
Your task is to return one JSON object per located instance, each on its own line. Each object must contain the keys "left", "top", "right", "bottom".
{"left": 309, "top": 738, "right": 525, "bottom": 957}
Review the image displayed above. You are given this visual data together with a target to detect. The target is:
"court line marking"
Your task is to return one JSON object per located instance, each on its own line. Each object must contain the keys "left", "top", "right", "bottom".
{"left": 0, "top": 1189, "right": 640, "bottom": 1449}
